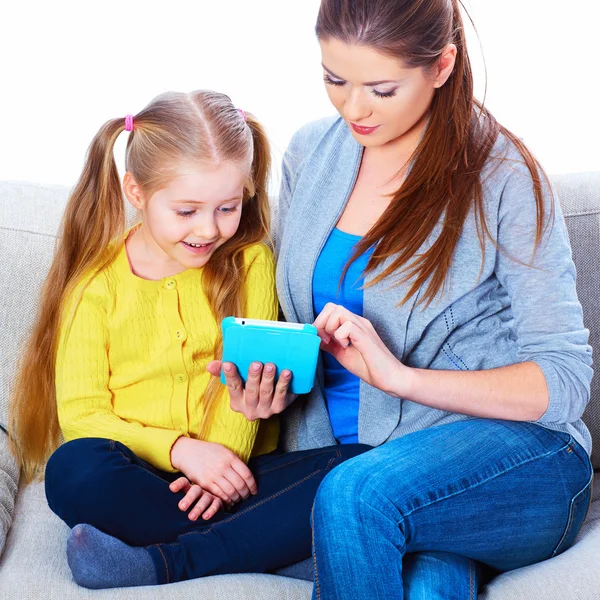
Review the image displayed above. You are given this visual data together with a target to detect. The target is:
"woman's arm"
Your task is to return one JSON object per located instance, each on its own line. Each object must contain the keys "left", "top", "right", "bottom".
{"left": 315, "top": 304, "right": 545, "bottom": 422}
{"left": 395, "top": 361, "right": 548, "bottom": 420}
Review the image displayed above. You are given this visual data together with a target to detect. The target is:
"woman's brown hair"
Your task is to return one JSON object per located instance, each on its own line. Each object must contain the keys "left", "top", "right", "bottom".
{"left": 9, "top": 90, "right": 271, "bottom": 481}
{"left": 317, "top": 0, "right": 551, "bottom": 305}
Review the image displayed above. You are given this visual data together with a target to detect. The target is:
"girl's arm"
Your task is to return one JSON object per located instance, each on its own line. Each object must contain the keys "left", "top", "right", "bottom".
{"left": 206, "top": 244, "right": 294, "bottom": 421}
{"left": 56, "top": 278, "right": 181, "bottom": 472}
{"left": 316, "top": 164, "right": 592, "bottom": 424}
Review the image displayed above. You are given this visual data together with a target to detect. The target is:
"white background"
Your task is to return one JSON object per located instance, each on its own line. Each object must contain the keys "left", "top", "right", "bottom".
{"left": 1, "top": 0, "right": 598, "bottom": 191}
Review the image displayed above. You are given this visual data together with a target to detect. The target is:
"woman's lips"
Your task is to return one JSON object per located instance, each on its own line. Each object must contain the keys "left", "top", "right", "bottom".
{"left": 350, "top": 122, "right": 380, "bottom": 135}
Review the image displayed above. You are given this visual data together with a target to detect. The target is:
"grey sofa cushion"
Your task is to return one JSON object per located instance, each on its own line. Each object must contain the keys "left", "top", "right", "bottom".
{"left": 552, "top": 173, "right": 600, "bottom": 469}
{"left": 0, "top": 181, "right": 71, "bottom": 430}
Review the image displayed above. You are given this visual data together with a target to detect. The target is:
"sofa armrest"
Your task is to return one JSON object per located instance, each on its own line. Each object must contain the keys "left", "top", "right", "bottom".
{"left": 0, "top": 428, "right": 19, "bottom": 558}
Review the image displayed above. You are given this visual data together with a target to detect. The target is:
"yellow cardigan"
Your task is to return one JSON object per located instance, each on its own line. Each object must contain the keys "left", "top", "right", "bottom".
{"left": 55, "top": 241, "right": 279, "bottom": 472}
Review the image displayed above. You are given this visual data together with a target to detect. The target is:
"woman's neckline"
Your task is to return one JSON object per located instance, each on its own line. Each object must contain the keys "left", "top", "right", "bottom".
{"left": 333, "top": 227, "right": 363, "bottom": 241}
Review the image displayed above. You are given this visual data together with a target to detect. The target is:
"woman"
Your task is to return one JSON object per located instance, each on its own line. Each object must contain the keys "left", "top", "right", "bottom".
{"left": 237, "top": 0, "right": 593, "bottom": 597}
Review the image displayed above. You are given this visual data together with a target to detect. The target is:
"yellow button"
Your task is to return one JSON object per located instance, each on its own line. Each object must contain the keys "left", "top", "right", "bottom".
{"left": 175, "top": 329, "right": 186, "bottom": 341}
{"left": 163, "top": 279, "right": 176, "bottom": 290}
{"left": 175, "top": 374, "right": 187, "bottom": 383}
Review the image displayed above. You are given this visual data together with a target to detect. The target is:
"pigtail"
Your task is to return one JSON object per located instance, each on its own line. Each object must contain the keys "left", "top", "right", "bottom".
{"left": 9, "top": 118, "right": 128, "bottom": 481}
{"left": 199, "top": 109, "right": 273, "bottom": 439}
{"left": 244, "top": 114, "right": 272, "bottom": 247}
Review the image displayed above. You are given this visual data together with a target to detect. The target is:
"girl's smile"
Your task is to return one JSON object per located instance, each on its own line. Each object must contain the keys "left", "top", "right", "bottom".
{"left": 123, "top": 162, "right": 246, "bottom": 279}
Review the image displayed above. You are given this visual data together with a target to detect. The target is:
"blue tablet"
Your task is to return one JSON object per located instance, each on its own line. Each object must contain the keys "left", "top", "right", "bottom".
{"left": 220, "top": 317, "right": 321, "bottom": 395}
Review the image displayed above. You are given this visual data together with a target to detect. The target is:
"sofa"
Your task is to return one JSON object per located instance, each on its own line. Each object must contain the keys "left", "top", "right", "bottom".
{"left": 0, "top": 173, "right": 599, "bottom": 599}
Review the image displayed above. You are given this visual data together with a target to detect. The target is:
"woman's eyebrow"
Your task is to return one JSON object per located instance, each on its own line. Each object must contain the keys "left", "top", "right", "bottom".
{"left": 322, "top": 63, "right": 400, "bottom": 86}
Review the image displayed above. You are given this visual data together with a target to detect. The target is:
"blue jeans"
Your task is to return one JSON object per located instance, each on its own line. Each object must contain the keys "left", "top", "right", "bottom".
{"left": 311, "top": 419, "right": 593, "bottom": 600}
{"left": 45, "top": 438, "right": 370, "bottom": 583}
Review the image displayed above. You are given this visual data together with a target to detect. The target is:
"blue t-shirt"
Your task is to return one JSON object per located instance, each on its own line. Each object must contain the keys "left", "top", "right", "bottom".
{"left": 313, "top": 228, "right": 373, "bottom": 444}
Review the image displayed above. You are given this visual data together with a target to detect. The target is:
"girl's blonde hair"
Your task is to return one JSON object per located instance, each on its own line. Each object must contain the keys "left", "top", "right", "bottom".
{"left": 9, "top": 90, "right": 271, "bottom": 482}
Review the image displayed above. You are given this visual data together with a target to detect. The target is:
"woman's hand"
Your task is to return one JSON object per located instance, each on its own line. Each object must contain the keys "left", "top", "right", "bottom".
{"left": 169, "top": 477, "right": 224, "bottom": 521}
{"left": 170, "top": 437, "right": 257, "bottom": 506}
{"left": 206, "top": 360, "right": 297, "bottom": 420}
{"left": 314, "top": 303, "right": 408, "bottom": 397}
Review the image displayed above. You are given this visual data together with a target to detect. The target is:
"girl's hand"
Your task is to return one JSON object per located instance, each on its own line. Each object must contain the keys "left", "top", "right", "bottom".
{"left": 170, "top": 437, "right": 257, "bottom": 506}
{"left": 169, "top": 477, "right": 224, "bottom": 521}
{"left": 314, "top": 303, "right": 408, "bottom": 397}
{"left": 207, "top": 360, "right": 297, "bottom": 420}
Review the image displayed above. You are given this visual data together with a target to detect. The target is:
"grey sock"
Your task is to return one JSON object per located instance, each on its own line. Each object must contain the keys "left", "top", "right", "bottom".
{"left": 66, "top": 524, "right": 158, "bottom": 589}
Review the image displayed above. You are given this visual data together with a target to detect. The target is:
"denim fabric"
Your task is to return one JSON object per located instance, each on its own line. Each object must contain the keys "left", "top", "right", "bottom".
{"left": 311, "top": 419, "right": 593, "bottom": 600}
{"left": 44, "top": 438, "right": 370, "bottom": 582}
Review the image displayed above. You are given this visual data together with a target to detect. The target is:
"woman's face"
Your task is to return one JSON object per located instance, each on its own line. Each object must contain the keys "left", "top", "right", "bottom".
{"left": 319, "top": 38, "right": 446, "bottom": 150}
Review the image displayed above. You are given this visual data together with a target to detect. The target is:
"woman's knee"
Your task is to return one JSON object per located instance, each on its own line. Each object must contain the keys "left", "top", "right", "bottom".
{"left": 314, "top": 445, "right": 412, "bottom": 531}
{"left": 314, "top": 453, "right": 375, "bottom": 519}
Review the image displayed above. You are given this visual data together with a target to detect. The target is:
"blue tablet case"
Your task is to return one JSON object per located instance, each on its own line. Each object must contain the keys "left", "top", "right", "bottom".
{"left": 220, "top": 317, "right": 320, "bottom": 395}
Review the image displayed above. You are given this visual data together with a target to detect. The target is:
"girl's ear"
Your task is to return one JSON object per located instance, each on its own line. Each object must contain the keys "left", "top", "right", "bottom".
{"left": 123, "top": 172, "right": 146, "bottom": 210}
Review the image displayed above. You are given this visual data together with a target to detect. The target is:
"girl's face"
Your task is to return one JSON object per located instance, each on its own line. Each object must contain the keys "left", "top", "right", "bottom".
{"left": 127, "top": 162, "right": 245, "bottom": 272}
{"left": 319, "top": 38, "right": 451, "bottom": 151}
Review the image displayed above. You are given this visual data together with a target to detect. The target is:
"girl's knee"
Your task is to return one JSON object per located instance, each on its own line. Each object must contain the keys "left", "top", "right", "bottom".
{"left": 45, "top": 437, "right": 113, "bottom": 510}
{"left": 46, "top": 437, "right": 111, "bottom": 475}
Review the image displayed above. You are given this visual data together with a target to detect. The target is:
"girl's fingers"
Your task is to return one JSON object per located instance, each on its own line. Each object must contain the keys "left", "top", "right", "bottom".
{"left": 259, "top": 363, "right": 276, "bottom": 400}
{"left": 217, "top": 476, "right": 241, "bottom": 503}
{"left": 244, "top": 362, "right": 263, "bottom": 410}
{"left": 188, "top": 491, "right": 215, "bottom": 521}
{"left": 223, "top": 363, "right": 244, "bottom": 404}
{"left": 267, "top": 370, "right": 292, "bottom": 416}
{"left": 271, "top": 374, "right": 291, "bottom": 415}
{"left": 202, "top": 497, "right": 223, "bottom": 521}
{"left": 206, "top": 360, "right": 222, "bottom": 378}
{"left": 169, "top": 476, "right": 191, "bottom": 494}
{"left": 223, "top": 467, "right": 251, "bottom": 500}
{"left": 231, "top": 459, "right": 258, "bottom": 495}
{"left": 178, "top": 484, "right": 203, "bottom": 512}
{"left": 205, "top": 481, "right": 235, "bottom": 506}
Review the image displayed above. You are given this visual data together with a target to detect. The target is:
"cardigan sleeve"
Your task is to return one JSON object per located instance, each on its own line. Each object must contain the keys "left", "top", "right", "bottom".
{"left": 494, "top": 163, "right": 593, "bottom": 424}
{"left": 55, "top": 276, "right": 181, "bottom": 472}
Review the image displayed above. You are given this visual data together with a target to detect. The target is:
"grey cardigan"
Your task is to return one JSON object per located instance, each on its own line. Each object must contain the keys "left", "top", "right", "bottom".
{"left": 276, "top": 116, "right": 593, "bottom": 456}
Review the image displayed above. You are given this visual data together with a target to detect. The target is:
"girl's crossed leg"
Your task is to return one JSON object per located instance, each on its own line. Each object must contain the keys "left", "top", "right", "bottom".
{"left": 45, "top": 438, "right": 371, "bottom": 587}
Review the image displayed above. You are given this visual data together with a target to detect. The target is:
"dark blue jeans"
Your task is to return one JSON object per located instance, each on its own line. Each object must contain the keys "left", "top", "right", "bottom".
{"left": 45, "top": 438, "right": 370, "bottom": 583}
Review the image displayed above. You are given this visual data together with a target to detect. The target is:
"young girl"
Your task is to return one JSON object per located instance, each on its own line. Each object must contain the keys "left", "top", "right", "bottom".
{"left": 9, "top": 90, "right": 368, "bottom": 589}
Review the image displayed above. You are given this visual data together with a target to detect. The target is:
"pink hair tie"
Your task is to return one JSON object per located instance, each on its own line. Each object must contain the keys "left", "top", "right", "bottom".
{"left": 237, "top": 108, "right": 247, "bottom": 123}
{"left": 124, "top": 114, "right": 134, "bottom": 132}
